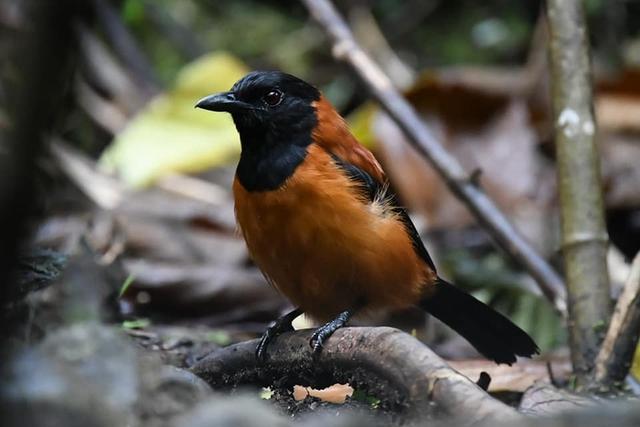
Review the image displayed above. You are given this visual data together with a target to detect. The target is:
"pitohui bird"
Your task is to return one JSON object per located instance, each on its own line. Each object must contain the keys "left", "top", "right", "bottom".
{"left": 196, "top": 71, "right": 538, "bottom": 364}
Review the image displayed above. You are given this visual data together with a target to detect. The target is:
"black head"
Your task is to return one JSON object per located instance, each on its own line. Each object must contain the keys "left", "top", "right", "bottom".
{"left": 196, "top": 71, "right": 320, "bottom": 137}
{"left": 196, "top": 71, "right": 321, "bottom": 191}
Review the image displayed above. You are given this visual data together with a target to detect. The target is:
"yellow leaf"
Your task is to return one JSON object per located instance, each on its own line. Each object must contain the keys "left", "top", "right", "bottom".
{"left": 632, "top": 342, "right": 640, "bottom": 381}
{"left": 100, "top": 52, "right": 249, "bottom": 187}
{"left": 347, "top": 102, "right": 377, "bottom": 149}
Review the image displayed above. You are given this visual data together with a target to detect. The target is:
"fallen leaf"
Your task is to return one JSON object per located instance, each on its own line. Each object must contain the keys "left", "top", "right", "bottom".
{"left": 122, "top": 318, "right": 151, "bottom": 330}
{"left": 372, "top": 78, "right": 556, "bottom": 253}
{"left": 448, "top": 358, "right": 571, "bottom": 392}
{"left": 632, "top": 343, "right": 640, "bottom": 382}
{"left": 100, "top": 52, "right": 248, "bottom": 187}
{"left": 292, "top": 383, "right": 354, "bottom": 404}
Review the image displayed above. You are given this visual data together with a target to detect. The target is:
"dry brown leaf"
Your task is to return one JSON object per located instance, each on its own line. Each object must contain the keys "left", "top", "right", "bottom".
{"left": 370, "top": 66, "right": 640, "bottom": 257}
{"left": 594, "top": 68, "right": 640, "bottom": 133}
{"left": 292, "top": 383, "right": 354, "bottom": 404}
{"left": 597, "top": 95, "right": 640, "bottom": 133}
{"left": 448, "top": 358, "right": 571, "bottom": 392}
{"left": 374, "top": 78, "right": 556, "bottom": 253}
{"left": 122, "top": 260, "right": 283, "bottom": 319}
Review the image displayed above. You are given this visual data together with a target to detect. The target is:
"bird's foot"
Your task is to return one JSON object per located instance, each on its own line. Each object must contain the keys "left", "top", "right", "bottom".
{"left": 309, "top": 310, "right": 353, "bottom": 357}
{"left": 256, "top": 308, "right": 302, "bottom": 362}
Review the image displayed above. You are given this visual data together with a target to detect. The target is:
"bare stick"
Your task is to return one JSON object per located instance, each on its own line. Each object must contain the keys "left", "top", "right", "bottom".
{"left": 91, "top": 0, "right": 159, "bottom": 92}
{"left": 594, "top": 252, "right": 640, "bottom": 387}
{"left": 191, "top": 327, "right": 520, "bottom": 422}
{"left": 141, "top": 0, "right": 205, "bottom": 60}
{"left": 546, "top": 0, "right": 611, "bottom": 382}
{"left": 50, "top": 140, "right": 125, "bottom": 210}
{"left": 301, "top": 0, "right": 566, "bottom": 315}
{"left": 50, "top": 140, "right": 230, "bottom": 209}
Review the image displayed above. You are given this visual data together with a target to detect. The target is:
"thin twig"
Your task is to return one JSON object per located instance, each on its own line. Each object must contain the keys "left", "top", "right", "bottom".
{"left": 50, "top": 140, "right": 125, "bottom": 210}
{"left": 91, "top": 0, "right": 159, "bottom": 92}
{"left": 594, "top": 252, "right": 640, "bottom": 388}
{"left": 348, "top": 4, "right": 415, "bottom": 88}
{"left": 546, "top": 0, "right": 611, "bottom": 382}
{"left": 76, "top": 78, "right": 128, "bottom": 134}
{"left": 301, "top": 0, "right": 567, "bottom": 315}
{"left": 156, "top": 174, "right": 227, "bottom": 207}
{"left": 50, "top": 140, "right": 228, "bottom": 209}
{"left": 75, "top": 23, "right": 148, "bottom": 113}
{"left": 142, "top": 0, "right": 205, "bottom": 60}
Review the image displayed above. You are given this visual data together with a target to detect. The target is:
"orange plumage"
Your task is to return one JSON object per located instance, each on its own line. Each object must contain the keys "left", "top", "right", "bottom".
{"left": 312, "top": 97, "right": 385, "bottom": 183}
{"left": 234, "top": 141, "right": 434, "bottom": 322}
{"left": 196, "top": 71, "right": 538, "bottom": 364}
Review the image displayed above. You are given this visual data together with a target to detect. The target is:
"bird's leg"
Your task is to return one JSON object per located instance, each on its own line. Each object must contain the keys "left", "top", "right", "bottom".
{"left": 256, "top": 307, "right": 303, "bottom": 361}
{"left": 309, "top": 309, "right": 355, "bottom": 356}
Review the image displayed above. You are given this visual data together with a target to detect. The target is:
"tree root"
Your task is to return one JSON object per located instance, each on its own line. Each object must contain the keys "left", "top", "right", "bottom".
{"left": 190, "top": 327, "right": 520, "bottom": 423}
{"left": 519, "top": 382, "right": 601, "bottom": 416}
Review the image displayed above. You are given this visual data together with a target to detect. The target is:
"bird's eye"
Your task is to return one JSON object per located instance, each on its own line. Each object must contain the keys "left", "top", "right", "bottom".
{"left": 263, "top": 89, "right": 283, "bottom": 106}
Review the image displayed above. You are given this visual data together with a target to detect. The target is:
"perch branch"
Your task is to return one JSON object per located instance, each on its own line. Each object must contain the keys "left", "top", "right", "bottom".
{"left": 191, "top": 327, "right": 520, "bottom": 422}
{"left": 546, "top": 0, "right": 611, "bottom": 382}
{"left": 301, "top": 0, "right": 566, "bottom": 315}
{"left": 594, "top": 252, "right": 640, "bottom": 387}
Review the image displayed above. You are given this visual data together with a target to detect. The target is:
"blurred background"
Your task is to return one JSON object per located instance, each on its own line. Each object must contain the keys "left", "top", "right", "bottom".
{"left": 3, "top": 0, "right": 640, "bottom": 397}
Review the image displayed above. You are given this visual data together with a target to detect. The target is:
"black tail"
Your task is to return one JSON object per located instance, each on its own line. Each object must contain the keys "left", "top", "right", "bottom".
{"left": 419, "top": 279, "right": 539, "bottom": 365}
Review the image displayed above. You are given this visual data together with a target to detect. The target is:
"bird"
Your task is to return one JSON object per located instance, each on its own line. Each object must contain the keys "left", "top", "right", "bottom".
{"left": 196, "top": 71, "right": 539, "bottom": 365}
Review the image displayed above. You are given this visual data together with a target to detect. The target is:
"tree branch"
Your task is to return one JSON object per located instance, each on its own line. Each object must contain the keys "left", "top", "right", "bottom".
{"left": 594, "top": 252, "right": 640, "bottom": 388}
{"left": 545, "top": 0, "right": 611, "bottom": 382}
{"left": 300, "top": 0, "right": 566, "bottom": 316}
{"left": 190, "top": 327, "right": 519, "bottom": 422}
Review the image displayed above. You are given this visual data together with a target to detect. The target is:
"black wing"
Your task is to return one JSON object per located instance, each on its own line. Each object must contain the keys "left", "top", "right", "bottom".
{"left": 331, "top": 154, "right": 437, "bottom": 272}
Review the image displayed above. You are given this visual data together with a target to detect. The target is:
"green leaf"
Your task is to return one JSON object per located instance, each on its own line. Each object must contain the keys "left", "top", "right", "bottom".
{"left": 100, "top": 52, "right": 249, "bottom": 187}
{"left": 118, "top": 274, "right": 136, "bottom": 298}
{"left": 260, "top": 387, "right": 274, "bottom": 400}
{"left": 122, "top": 318, "right": 150, "bottom": 329}
{"left": 442, "top": 248, "right": 565, "bottom": 352}
{"left": 351, "top": 389, "right": 381, "bottom": 408}
{"left": 121, "top": 0, "right": 145, "bottom": 24}
{"left": 632, "top": 344, "right": 640, "bottom": 381}
{"left": 347, "top": 102, "right": 378, "bottom": 149}
{"left": 204, "top": 330, "right": 231, "bottom": 346}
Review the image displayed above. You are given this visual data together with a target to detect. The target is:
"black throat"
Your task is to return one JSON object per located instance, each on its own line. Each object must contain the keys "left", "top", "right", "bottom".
{"left": 235, "top": 119, "right": 315, "bottom": 192}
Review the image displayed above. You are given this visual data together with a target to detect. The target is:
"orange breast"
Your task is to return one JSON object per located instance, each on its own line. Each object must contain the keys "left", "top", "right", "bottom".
{"left": 233, "top": 144, "right": 434, "bottom": 321}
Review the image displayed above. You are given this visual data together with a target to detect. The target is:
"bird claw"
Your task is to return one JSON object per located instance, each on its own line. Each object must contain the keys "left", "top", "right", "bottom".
{"left": 256, "top": 323, "right": 293, "bottom": 362}
{"left": 309, "top": 329, "right": 325, "bottom": 356}
{"left": 255, "top": 330, "right": 273, "bottom": 362}
{"left": 308, "top": 310, "right": 353, "bottom": 357}
{"left": 255, "top": 308, "right": 301, "bottom": 362}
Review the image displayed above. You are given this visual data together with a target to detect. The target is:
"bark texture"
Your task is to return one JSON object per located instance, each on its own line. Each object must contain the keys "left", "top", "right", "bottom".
{"left": 545, "top": 0, "right": 611, "bottom": 383}
{"left": 191, "top": 327, "right": 519, "bottom": 423}
{"left": 594, "top": 252, "right": 640, "bottom": 388}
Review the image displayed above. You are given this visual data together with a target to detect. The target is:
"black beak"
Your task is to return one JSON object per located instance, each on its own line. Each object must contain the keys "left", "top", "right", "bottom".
{"left": 195, "top": 91, "right": 250, "bottom": 113}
